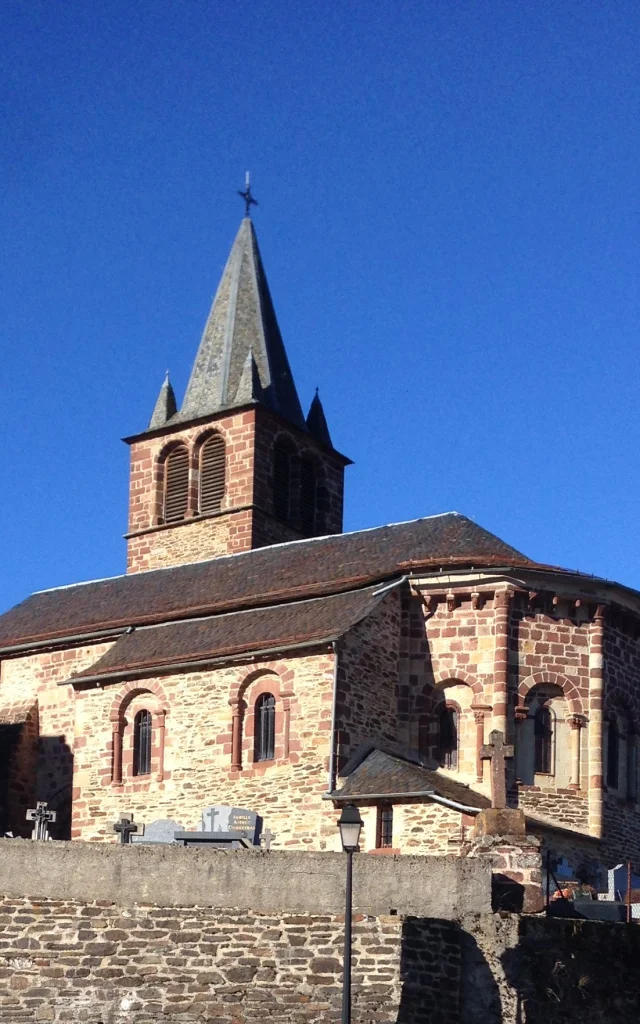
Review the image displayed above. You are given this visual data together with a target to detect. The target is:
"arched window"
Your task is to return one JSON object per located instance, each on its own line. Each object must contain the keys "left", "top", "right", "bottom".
{"left": 273, "top": 442, "right": 291, "bottom": 521}
{"left": 299, "top": 458, "right": 317, "bottom": 535}
{"left": 133, "top": 710, "right": 152, "bottom": 776}
{"left": 199, "top": 433, "right": 226, "bottom": 514}
{"left": 254, "top": 693, "right": 276, "bottom": 762}
{"left": 376, "top": 804, "right": 393, "bottom": 849}
{"left": 163, "top": 445, "right": 189, "bottom": 523}
{"left": 438, "top": 707, "right": 458, "bottom": 769}
{"left": 607, "top": 719, "right": 620, "bottom": 789}
{"left": 534, "top": 706, "right": 553, "bottom": 774}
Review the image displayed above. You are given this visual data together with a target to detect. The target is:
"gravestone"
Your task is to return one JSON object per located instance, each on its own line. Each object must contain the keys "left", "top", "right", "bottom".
{"left": 176, "top": 805, "right": 262, "bottom": 849}
{"left": 199, "top": 805, "right": 261, "bottom": 844}
{"left": 26, "top": 802, "right": 56, "bottom": 841}
{"left": 131, "top": 819, "right": 184, "bottom": 845}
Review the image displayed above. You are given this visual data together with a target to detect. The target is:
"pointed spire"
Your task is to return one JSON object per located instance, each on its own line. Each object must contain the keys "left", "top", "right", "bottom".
{"left": 234, "top": 347, "right": 264, "bottom": 405}
{"left": 176, "top": 219, "right": 306, "bottom": 429}
{"left": 149, "top": 372, "right": 177, "bottom": 429}
{"left": 306, "top": 388, "right": 332, "bottom": 447}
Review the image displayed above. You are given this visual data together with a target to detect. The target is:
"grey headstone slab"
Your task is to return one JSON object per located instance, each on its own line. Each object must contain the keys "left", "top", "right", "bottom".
{"left": 199, "top": 806, "right": 260, "bottom": 843}
{"left": 131, "top": 819, "right": 185, "bottom": 845}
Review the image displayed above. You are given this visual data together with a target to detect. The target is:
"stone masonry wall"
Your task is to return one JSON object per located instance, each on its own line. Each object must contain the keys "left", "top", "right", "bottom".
{"left": 71, "top": 650, "right": 342, "bottom": 848}
{"left": 126, "top": 410, "right": 258, "bottom": 573}
{"left": 335, "top": 590, "right": 401, "bottom": 770}
{"left": 0, "top": 643, "right": 115, "bottom": 838}
{"left": 126, "top": 406, "right": 346, "bottom": 574}
{"left": 0, "top": 841, "right": 486, "bottom": 1024}
{"left": 1, "top": 844, "right": 639, "bottom": 1024}
{"left": 0, "top": 897, "right": 461, "bottom": 1024}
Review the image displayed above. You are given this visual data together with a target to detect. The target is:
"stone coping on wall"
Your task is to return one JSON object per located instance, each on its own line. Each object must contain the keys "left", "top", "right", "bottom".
{"left": 0, "top": 840, "right": 491, "bottom": 918}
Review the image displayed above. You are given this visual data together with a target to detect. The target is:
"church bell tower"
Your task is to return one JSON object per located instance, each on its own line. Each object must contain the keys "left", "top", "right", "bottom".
{"left": 123, "top": 202, "right": 350, "bottom": 575}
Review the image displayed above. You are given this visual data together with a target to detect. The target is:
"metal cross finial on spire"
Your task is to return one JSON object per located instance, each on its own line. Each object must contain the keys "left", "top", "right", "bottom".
{"left": 238, "top": 171, "right": 258, "bottom": 217}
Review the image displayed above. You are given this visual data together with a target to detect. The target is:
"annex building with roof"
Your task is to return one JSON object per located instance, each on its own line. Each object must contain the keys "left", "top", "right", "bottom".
{"left": 1, "top": 211, "right": 640, "bottom": 876}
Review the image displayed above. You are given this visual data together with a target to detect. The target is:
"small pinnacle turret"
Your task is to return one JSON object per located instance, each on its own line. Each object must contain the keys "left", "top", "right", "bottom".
{"left": 148, "top": 372, "right": 177, "bottom": 429}
{"left": 306, "top": 389, "right": 332, "bottom": 447}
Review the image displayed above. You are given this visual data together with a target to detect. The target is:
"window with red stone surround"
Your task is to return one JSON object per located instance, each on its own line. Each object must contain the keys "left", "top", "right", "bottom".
{"left": 109, "top": 683, "right": 168, "bottom": 787}
{"left": 229, "top": 669, "right": 295, "bottom": 773}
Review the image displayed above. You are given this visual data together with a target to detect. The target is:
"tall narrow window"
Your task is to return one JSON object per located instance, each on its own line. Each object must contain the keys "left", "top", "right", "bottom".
{"left": 376, "top": 805, "right": 393, "bottom": 849}
{"left": 627, "top": 737, "right": 637, "bottom": 801}
{"left": 199, "top": 433, "right": 226, "bottom": 514}
{"left": 299, "top": 459, "right": 316, "bottom": 535}
{"left": 607, "top": 719, "right": 619, "bottom": 789}
{"left": 163, "top": 446, "right": 189, "bottom": 523}
{"left": 273, "top": 443, "right": 291, "bottom": 521}
{"left": 254, "top": 693, "right": 276, "bottom": 762}
{"left": 534, "top": 706, "right": 553, "bottom": 774}
{"left": 133, "top": 710, "right": 152, "bottom": 776}
{"left": 438, "top": 707, "right": 458, "bottom": 769}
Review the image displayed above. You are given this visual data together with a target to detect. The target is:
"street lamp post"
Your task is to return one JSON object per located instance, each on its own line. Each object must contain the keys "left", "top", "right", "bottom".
{"left": 337, "top": 804, "right": 364, "bottom": 1024}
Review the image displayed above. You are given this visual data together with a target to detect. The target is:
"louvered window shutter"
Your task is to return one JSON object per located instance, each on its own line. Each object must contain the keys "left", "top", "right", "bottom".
{"left": 163, "top": 446, "right": 189, "bottom": 523}
{"left": 199, "top": 434, "right": 226, "bottom": 513}
{"left": 273, "top": 444, "right": 291, "bottom": 520}
{"left": 299, "top": 459, "right": 316, "bottom": 535}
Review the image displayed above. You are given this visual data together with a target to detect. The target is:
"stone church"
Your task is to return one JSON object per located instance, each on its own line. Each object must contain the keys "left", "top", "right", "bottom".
{"left": 1, "top": 210, "right": 639, "bottom": 876}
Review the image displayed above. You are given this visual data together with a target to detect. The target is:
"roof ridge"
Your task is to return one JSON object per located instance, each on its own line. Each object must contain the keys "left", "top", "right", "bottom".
{"left": 32, "top": 513, "right": 461, "bottom": 594}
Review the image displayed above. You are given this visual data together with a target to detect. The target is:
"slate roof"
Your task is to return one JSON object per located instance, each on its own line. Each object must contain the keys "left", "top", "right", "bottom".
{"left": 69, "top": 583, "right": 391, "bottom": 685}
{"left": 172, "top": 218, "right": 306, "bottom": 430}
{"left": 331, "top": 748, "right": 490, "bottom": 810}
{"left": 0, "top": 513, "right": 531, "bottom": 652}
{"left": 148, "top": 372, "right": 177, "bottom": 430}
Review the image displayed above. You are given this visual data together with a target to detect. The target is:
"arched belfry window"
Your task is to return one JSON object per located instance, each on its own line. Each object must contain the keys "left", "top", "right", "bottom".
{"left": 273, "top": 442, "right": 292, "bottom": 521}
{"left": 163, "top": 445, "right": 189, "bottom": 523}
{"left": 133, "top": 709, "right": 152, "bottom": 776}
{"left": 607, "top": 719, "right": 620, "bottom": 789}
{"left": 254, "top": 693, "right": 276, "bottom": 762}
{"left": 437, "top": 706, "right": 458, "bottom": 769}
{"left": 534, "top": 706, "right": 553, "bottom": 774}
{"left": 299, "top": 458, "right": 317, "bottom": 535}
{"left": 199, "top": 433, "right": 226, "bottom": 514}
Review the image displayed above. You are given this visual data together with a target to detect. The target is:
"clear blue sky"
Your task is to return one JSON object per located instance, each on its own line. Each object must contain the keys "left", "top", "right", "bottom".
{"left": 1, "top": 0, "right": 639, "bottom": 611}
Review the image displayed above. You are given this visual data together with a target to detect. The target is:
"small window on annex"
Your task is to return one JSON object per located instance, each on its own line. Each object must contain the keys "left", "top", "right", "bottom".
{"left": 437, "top": 706, "right": 458, "bottom": 769}
{"left": 534, "top": 705, "right": 554, "bottom": 775}
{"left": 133, "top": 709, "right": 152, "bottom": 776}
{"left": 254, "top": 693, "right": 276, "bottom": 762}
{"left": 376, "top": 805, "right": 393, "bottom": 849}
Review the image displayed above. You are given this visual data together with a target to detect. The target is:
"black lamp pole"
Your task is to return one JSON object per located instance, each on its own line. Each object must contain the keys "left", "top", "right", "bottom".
{"left": 342, "top": 845, "right": 354, "bottom": 1024}
{"left": 337, "top": 804, "right": 364, "bottom": 1024}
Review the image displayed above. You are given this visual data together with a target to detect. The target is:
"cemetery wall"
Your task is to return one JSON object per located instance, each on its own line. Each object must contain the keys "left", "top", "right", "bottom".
{"left": 0, "top": 843, "right": 639, "bottom": 1024}
{"left": 0, "top": 841, "right": 489, "bottom": 917}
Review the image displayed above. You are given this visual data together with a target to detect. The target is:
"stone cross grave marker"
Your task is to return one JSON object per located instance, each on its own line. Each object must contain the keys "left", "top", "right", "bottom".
{"left": 260, "top": 828, "right": 275, "bottom": 850}
{"left": 113, "top": 816, "right": 142, "bottom": 845}
{"left": 26, "top": 802, "right": 56, "bottom": 841}
{"left": 480, "top": 729, "right": 514, "bottom": 809}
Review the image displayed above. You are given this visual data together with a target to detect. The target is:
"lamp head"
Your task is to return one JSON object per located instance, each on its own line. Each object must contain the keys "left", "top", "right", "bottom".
{"left": 337, "top": 804, "right": 364, "bottom": 852}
